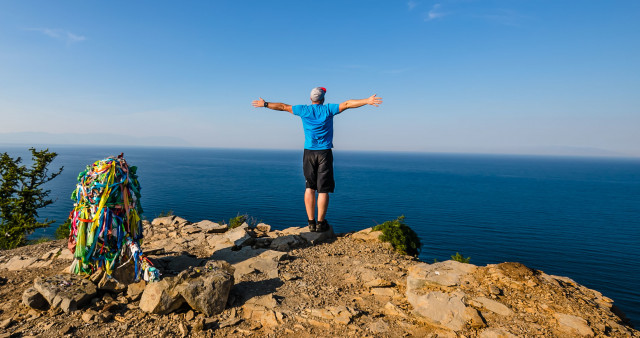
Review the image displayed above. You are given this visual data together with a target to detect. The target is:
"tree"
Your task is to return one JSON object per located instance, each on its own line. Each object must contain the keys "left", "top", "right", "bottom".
{"left": 0, "top": 148, "right": 63, "bottom": 249}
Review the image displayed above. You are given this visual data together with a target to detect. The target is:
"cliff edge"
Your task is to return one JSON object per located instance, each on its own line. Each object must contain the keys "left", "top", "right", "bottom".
{"left": 0, "top": 216, "right": 637, "bottom": 337}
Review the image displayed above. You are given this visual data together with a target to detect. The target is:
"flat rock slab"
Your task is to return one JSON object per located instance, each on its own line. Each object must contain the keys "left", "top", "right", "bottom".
{"left": 299, "top": 226, "right": 335, "bottom": 245}
{"left": 479, "top": 328, "right": 517, "bottom": 338}
{"left": 234, "top": 249, "right": 286, "bottom": 280}
{"left": 269, "top": 225, "right": 336, "bottom": 251}
{"left": 57, "top": 249, "right": 75, "bottom": 261}
{"left": 192, "top": 220, "right": 228, "bottom": 233}
{"left": 472, "top": 297, "right": 514, "bottom": 316}
{"left": 270, "top": 235, "right": 305, "bottom": 251}
{"left": 554, "top": 313, "right": 595, "bottom": 337}
{"left": 407, "top": 260, "right": 477, "bottom": 289}
{"left": 33, "top": 274, "right": 97, "bottom": 313}
{"left": 407, "top": 290, "right": 473, "bottom": 331}
{"left": 210, "top": 246, "right": 285, "bottom": 280}
{"left": 1, "top": 255, "right": 38, "bottom": 270}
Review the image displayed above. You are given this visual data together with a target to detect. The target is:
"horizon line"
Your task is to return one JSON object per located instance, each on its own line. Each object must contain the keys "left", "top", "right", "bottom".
{"left": 1, "top": 142, "right": 638, "bottom": 161}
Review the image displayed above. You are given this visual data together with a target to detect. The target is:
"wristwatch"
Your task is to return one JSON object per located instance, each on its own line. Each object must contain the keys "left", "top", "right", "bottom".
{"left": 263, "top": 101, "right": 269, "bottom": 108}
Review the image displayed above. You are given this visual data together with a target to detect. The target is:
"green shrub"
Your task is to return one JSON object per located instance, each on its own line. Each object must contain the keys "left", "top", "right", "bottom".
{"left": 373, "top": 216, "right": 422, "bottom": 257}
{"left": 228, "top": 214, "right": 248, "bottom": 229}
{"left": 451, "top": 252, "right": 471, "bottom": 263}
{"left": 157, "top": 210, "right": 174, "bottom": 218}
{"left": 1, "top": 148, "right": 63, "bottom": 249}
{"left": 55, "top": 219, "right": 71, "bottom": 240}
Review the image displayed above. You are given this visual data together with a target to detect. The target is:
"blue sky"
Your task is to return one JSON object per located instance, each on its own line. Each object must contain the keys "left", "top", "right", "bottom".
{"left": 1, "top": 1, "right": 639, "bottom": 156}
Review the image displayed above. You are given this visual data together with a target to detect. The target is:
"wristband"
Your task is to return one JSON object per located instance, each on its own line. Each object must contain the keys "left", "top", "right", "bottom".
{"left": 264, "top": 101, "right": 269, "bottom": 108}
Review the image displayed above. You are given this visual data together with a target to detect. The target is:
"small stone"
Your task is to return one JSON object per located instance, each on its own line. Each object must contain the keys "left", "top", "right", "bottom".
{"left": 0, "top": 318, "right": 12, "bottom": 329}
{"left": 59, "top": 324, "right": 73, "bottom": 335}
{"left": 185, "top": 310, "right": 195, "bottom": 321}
{"left": 465, "top": 307, "right": 486, "bottom": 328}
{"left": 102, "top": 293, "right": 114, "bottom": 303}
{"left": 192, "top": 318, "right": 205, "bottom": 332}
{"left": 383, "top": 302, "right": 406, "bottom": 317}
{"left": 28, "top": 309, "right": 41, "bottom": 318}
{"left": 489, "top": 285, "right": 501, "bottom": 295}
{"left": 81, "top": 312, "right": 95, "bottom": 323}
{"left": 281, "top": 272, "right": 298, "bottom": 281}
{"left": 102, "top": 302, "right": 118, "bottom": 314}
{"left": 255, "top": 223, "right": 271, "bottom": 232}
{"left": 96, "top": 312, "right": 113, "bottom": 323}
{"left": 219, "top": 317, "right": 243, "bottom": 328}
{"left": 367, "top": 319, "right": 389, "bottom": 333}
{"left": 370, "top": 287, "right": 396, "bottom": 297}
{"left": 178, "top": 322, "right": 188, "bottom": 337}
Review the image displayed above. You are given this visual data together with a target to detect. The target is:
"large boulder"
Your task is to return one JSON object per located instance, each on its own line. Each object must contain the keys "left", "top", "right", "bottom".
{"left": 139, "top": 278, "right": 185, "bottom": 315}
{"left": 22, "top": 287, "right": 49, "bottom": 310}
{"left": 33, "top": 274, "right": 97, "bottom": 313}
{"left": 140, "top": 260, "right": 234, "bottom": 316}
{"left": 175, "top": 261, "right": 235, "bottom": 316}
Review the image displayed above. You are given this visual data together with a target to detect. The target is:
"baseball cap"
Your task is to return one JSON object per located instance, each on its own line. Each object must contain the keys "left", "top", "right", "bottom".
{"left": 310, "top": 87, "right": 327, "bottom": 102}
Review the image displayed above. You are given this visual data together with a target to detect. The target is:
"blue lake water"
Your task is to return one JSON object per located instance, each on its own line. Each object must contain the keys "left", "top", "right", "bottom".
{"left": 2, "top": 145, "right": 639, "bottom": 325}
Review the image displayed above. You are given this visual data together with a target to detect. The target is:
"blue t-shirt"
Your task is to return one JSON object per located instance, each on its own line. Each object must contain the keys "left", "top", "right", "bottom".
{"left": 292, "top": 103, "right": 341, "bottom": 150}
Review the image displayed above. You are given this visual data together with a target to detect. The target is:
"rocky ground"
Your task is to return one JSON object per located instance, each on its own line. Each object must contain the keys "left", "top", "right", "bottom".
{"left": 0, "top": 216, "right": 638, "bottom": 337}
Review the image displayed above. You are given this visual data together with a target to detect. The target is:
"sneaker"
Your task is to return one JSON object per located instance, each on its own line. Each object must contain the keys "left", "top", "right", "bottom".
{"left": 317, "top": 220, "right": 330, "bottom": 232}
{"left": 308, "top": 220, "right": 317, "bottom": 232}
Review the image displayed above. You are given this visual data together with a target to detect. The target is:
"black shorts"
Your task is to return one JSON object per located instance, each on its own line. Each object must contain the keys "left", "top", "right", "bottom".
{"left": 303, "top": 149, "right": 335, "bottom": 193}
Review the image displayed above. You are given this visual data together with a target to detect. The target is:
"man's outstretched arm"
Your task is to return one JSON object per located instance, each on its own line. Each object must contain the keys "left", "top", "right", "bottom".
{"left": 252, "top": 97, "right": 293, "bottom": 114}
{"left": 338, "top": 94, "right": 383, "bottom": 113}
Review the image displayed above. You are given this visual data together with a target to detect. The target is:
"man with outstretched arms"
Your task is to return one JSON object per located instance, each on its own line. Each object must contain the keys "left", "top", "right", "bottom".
{"left": 252, "top": 87, "right": 383, "bottom": 232}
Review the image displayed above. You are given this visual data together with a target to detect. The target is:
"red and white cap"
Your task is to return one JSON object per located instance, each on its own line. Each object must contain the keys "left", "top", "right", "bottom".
{"left": 310, "top": 87, "right": 327, "bottom": 102}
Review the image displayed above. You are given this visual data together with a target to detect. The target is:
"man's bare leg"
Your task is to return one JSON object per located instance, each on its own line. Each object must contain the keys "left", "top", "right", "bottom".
{"left": 305, "top": 188, "right": 316, "bottom": 221}
{"left": 317, "top": 193, "right": 329, "bottom": 222}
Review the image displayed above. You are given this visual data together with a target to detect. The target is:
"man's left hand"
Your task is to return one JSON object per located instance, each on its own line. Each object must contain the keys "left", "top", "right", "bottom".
{"left": 252, "top": 97, "right": 266, "bottom": 108}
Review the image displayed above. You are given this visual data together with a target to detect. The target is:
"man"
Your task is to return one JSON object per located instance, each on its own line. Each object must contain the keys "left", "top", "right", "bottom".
{"left": 252, "top": 87, "right": 383, "bottom": 232}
